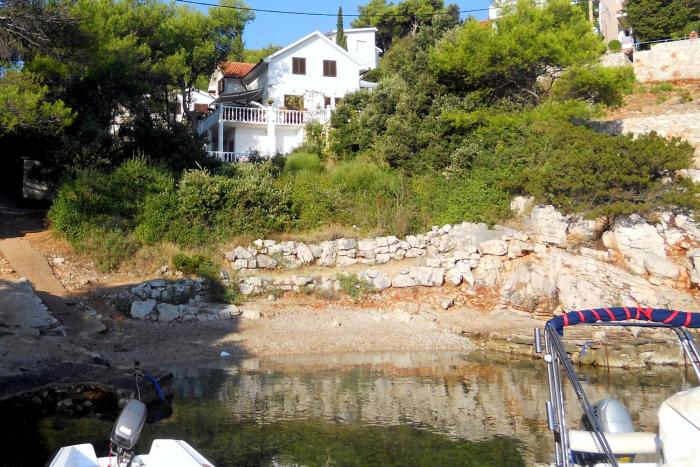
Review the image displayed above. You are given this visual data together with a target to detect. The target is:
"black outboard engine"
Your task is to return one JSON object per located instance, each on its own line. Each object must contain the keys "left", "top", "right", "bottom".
{"left": 573, "top": 398, "right": 636, "bottom": 465}
{"left": 110, "top": 399, "right": 147, "bottom": 466}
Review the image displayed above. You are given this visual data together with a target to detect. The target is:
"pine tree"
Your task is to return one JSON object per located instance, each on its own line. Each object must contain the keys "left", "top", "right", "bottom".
{"left": 336, "top": 6, "right": 347, "bottom": 50}
{"left": 625, "top": 0, "right": 693, "bottom": 42}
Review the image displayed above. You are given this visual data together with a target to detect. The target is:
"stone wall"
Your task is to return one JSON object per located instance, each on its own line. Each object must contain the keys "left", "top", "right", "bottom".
{"left": 128, "top": 279, "right": 242, "bottom": 322}
{"left": 225, "top": 222, "right": 526, "bottom": 273}
{"left": 123, "top": 200, "right": 700, "bottom": 325}
{"left": 235, "top": 202, "right": 700, "bottom": 319}
{"left": 634, "top": 39, "right": 700, "bottom": 83}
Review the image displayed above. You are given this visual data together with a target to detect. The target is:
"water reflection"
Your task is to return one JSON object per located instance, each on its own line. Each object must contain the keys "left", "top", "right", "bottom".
{"left": 164, "top": 351, "right": 693, "bottom": 465}
{"left": 10, "top": 350, "right": 696, "bottom": 466}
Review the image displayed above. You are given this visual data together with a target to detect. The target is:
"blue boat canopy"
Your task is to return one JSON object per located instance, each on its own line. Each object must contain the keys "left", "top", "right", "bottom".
{"left": 546, "top": 307, "right": 700, "bottom": 335}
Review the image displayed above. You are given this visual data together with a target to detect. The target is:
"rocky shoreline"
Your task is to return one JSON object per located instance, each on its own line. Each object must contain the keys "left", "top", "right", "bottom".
{"left": 4, "top": 199, "right": 700, "bottom": 406}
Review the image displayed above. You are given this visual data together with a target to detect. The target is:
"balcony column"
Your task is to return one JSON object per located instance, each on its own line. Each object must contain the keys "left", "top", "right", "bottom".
{"left": 266, "top": 105, "right": 276, "bottom": 156}
{"left": 207, "top": 129, "right": 213, "bottom": 151}
{"left": 217, "top": 106, "right": 224, "bottom": 154}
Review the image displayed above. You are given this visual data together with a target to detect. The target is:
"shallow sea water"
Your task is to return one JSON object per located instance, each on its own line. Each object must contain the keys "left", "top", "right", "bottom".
{"left": 7, "top": 350, "right": 695, "bottom": 466}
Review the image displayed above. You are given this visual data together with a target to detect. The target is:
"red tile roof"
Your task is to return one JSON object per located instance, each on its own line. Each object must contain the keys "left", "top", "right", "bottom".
{"left": 220, "top": 61, "right": 256, "bottom": 78}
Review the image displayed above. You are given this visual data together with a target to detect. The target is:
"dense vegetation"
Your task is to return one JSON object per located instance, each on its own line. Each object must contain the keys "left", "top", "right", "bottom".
{"left": 1, "top": 0, "right": 253, "bottom": 188}
{"left": 625, "top": 0, "right": 699, "bottom": 43}
{"left": 31, "top": 0, "right": 700, "bottom": 272}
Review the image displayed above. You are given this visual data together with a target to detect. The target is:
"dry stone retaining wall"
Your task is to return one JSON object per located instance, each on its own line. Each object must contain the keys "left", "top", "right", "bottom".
{"left": 128, "top": 279, "right": 241, "bottom": 322}
{"left": 234, "top": 201, "right": 700, "bottom": 318}
{"left": 123, "top": 199, "right": 700, "bottom": 324}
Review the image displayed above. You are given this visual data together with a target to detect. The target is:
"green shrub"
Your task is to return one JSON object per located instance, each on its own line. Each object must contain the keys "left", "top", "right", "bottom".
{"left": 48, "top": 157, "right": 173, "bottom": 243}
{"left": 337, "top": 273, "right": 374, "bottom": 301}
{"left": 518, "top": 124, "right": 694, "bottom": 217}
{"left": 413, "top": 169, "right": 513, "bottom": 226}
{"left": 608, "top": 39, "right": 622, "bottom": 52}
{"left": 171, "top": 252, "right": 242, "bottom": 304}
{"left": 552, "top": 65, "right": 635, "bottom": 108}
{"left": 286, "top": 159, "right": 417, "bottom": 235}
{"left": 172, "top": 253, "right": 211, "bottom": 275}
{"left": 133, "top": 189, "right": 179, "bottom": 244}
{"left": 284, "top": 151, "right": 323, "bottom": 174}
{"left": 651, "top": 82, "right": 674, "bottom": 94}
{"left": 159, "top": 165, "right": 293, "bottom": 245}
{"left": 82, "top": 228, "right": 140, "bottom": 272}
{"left": 298, "top": 122, "right": 327, "bottom": 155}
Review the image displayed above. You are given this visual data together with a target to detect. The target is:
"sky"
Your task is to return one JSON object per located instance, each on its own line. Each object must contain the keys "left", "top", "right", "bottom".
{"left": 232, "top": 1, "right": 493, "bottom": 49}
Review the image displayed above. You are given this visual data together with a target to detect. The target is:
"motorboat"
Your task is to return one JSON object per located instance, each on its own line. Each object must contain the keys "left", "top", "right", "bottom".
{"left": 536, "top": 306, "right": 700, "bottom": 466}
{"left": 48, "top": 399, "right": 215, "bottom": 467}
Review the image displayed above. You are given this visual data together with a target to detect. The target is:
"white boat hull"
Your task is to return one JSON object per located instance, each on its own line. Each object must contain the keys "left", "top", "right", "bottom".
{"left": 50, "top": 439, "right": 214, "bottom": 467}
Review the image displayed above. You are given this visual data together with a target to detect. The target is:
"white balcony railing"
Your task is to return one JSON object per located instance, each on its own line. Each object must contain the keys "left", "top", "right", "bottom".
{"left": 198, "top": 105, "right": 329, "bottom": 134}
{"left": 207, "top": 151, "right": 253, "bottom": 163}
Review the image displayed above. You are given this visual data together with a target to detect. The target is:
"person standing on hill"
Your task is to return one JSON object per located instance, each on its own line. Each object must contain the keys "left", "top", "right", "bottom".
{"left": 621, "top": 30, "right": 635, "bottom": 62}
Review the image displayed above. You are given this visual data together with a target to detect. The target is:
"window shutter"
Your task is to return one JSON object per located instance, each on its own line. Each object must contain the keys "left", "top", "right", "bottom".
{"left": 292, "top": 57, "right": 306, "bottom": 75}
{"left": 323, "top": 60, "right": 337, "bottom": 77}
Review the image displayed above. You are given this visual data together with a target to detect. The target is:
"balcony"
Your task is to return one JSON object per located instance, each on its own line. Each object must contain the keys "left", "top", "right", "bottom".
{"left": 198, "top": 105, "right": 329, "bottom": 134}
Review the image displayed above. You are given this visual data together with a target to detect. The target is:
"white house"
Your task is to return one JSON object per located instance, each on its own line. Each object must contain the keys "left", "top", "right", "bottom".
{"left": 327, "top": 27, "right": 382, "bottom": 71}
{"left": 177, "top": 88, "right": 215, "bottom": 120}
{"left": 198, "top": 29, "right": 378, "bottom": 161}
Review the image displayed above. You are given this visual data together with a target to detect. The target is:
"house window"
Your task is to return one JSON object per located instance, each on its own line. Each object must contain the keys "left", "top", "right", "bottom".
{"left": 284, "top": 94, "right": 304, "bottom": 110}
{"left": 217, "top": 79, "right": 224, "bottom": 94}
{"left": 292, "top": 57, "right": 306, "bottom": 75}
{"left": 334, "top": 97, "right": 342, "bottom": 107}
{"left": 323, "top": 60, "right": 337, "bottom": 77}
{"left": 324, "top": 96, "right": 332, "bottom": 107}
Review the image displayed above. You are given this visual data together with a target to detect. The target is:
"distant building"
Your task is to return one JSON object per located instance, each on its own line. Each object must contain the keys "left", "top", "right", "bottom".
{"left": 198, "top": 29, "right": 379, "bottom": 160}
{"left": 598, "top": 0, "right": 628, "bottom": 44}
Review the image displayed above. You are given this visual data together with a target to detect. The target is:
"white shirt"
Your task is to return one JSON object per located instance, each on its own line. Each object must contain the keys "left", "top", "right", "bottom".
{"left": 621, "top": 35, "right": 634, "bottom": 50}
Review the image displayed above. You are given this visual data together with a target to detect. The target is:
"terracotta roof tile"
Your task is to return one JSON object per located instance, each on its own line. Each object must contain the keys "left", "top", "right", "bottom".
{"left": 220, "top": 61, "right": 256, "bottom": 78}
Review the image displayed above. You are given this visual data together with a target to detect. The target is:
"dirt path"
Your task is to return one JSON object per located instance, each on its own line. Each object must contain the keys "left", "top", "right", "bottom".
{"left": 0, "top": 200, "right": 105, "bottom": 337}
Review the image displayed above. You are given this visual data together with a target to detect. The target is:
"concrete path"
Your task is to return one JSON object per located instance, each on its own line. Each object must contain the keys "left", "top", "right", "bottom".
{"left": 0, "top": 199, "right": 105, "bottom": 337}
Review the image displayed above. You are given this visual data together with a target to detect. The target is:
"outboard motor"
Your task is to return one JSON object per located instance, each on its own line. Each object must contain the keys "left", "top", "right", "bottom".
{"left": 573, "top": 398, "right": 636, "bottom": 465}
{"left": 109, "top": 399, "right": 147, "bottom": 466}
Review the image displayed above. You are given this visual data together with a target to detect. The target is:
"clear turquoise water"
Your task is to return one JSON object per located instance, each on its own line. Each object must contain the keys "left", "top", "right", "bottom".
{"left": 4, "top": 351, "right": 694, "bottom": 466}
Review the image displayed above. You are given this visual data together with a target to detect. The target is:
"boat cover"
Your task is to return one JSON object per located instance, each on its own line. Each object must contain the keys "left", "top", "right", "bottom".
{"left": 49, "top": 444, "right": 98, "bottom": 467}
{"left": 546, "top": 307, "right": 700, "bottom": 335}
{"left": 568, "top": 430, "right": 660, "bottom": 455}
{"left": 658, "top": 386, "right": 700, "bottom": 466}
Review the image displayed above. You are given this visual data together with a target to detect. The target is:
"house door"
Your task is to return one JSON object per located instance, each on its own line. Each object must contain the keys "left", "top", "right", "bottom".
{"left": 227, "top": 127, "right": 236, "bottom": 153}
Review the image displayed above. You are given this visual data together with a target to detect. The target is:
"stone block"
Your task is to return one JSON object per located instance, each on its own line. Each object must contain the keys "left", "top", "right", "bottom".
{"left": 157, "top": 303, "right": 180, "bottom": 322}
{"left": 131, "top": 300, "right": 156, "bottom": 320}
{"left": 358, "top": 239, "right": 377, "bottom": 252}
{"left": 336, "top": 256, "right": 358, "bottom": 266}
{"left": 392, "top": 273, "right": 417, "bottom": 288}
{"left": 296, "top": 244, "right": 315, "bottom": 264}
{"left": 446, "top": 267, "right": 463, "bottom": 286}
{"left": 409, "top": 266, "right": 445, "bottom": 286}
{"left": 226, "top": 245, "right": 254, "bottom": 261}
{"left": 318, "top": 241, "right": 337, "bottom": 267}
{"left": 309, "top": 244, "right": 323, "bottom": 258}
{"left": 336, "top": 238, "right": 357, "bottom": 250}
{"left": 372, "top": 253, "right": 388, "bottom": 264}
{"left": 256, "top": 254, "right": 278, "bottom": 269}
{"left": 478, "top": 239, "right": 508, "bottom": 256}
{"left": 242, "top": 308, "right": 261, "bottom": 320}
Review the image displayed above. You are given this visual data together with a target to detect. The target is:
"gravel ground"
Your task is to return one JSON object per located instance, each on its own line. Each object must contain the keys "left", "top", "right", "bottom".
{"left": 91, "top": 301, "right": 475, "bottom": 368}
